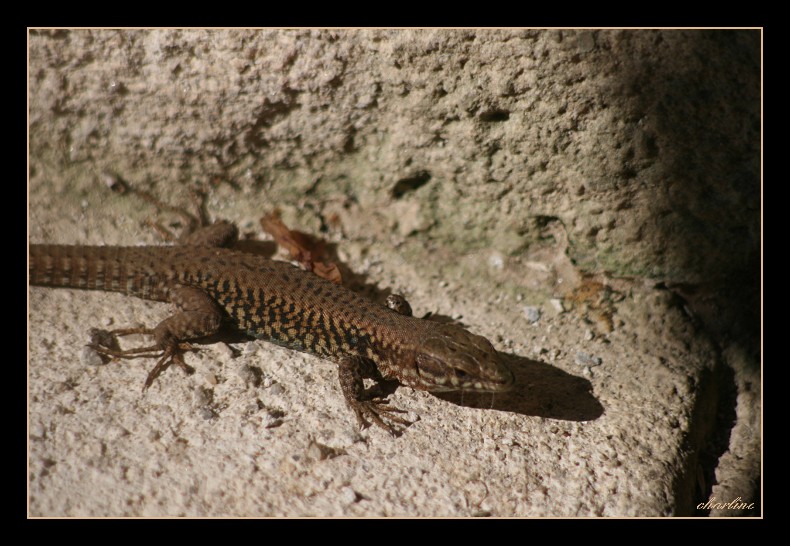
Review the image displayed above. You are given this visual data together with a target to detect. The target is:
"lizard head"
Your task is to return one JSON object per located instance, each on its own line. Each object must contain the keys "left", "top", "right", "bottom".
{"left": 410, "top": 323, "right": 515, "bottom": 393}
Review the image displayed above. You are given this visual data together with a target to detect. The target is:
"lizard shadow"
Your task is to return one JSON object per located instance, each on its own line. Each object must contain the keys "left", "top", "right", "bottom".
{"left": 432, "top": 353, "right": 604, "bottom": 422}
{"left": 178, "top": 315, "right": 604, "bottom": 424}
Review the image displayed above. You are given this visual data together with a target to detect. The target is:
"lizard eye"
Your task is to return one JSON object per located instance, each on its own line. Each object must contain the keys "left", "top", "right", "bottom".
{"left": 454, "top": 368, "right": 468, "bottom": 378}
{"left": 415, "top": 353, "right": 447, "bottom": 379}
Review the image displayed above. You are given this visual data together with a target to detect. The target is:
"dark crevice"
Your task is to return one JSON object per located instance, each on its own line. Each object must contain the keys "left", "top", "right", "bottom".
{"left": 672, "top": 356, "right": 739, "bottom": 516}
{"left": 479, "top": 109, "right": 510, "bottom": 122}
{"left": 391, "top": 171, "right": 432, "bottom": 198}
{"left": 243, "top": 93, "right": 300, "bottom": 150}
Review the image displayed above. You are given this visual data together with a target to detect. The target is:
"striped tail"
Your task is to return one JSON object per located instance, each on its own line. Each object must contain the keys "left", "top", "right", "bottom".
{"left": 29, "top": 244, "right": 169, "bottom": 301}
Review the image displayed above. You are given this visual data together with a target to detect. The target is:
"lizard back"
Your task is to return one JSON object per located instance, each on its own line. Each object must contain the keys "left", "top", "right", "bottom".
{"left": 30, "top": 244, "right": 422, "bottom": 365}
{"left": 30, "top": 244, "right": 514, "bottom": 394}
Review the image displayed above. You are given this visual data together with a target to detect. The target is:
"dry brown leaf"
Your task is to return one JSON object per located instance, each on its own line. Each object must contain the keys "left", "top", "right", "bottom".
{"left": 260, "top": 211, "right": 342, "bottom": 285}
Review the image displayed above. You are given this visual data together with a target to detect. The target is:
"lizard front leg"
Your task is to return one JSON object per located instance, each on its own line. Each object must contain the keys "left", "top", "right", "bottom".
{"left": 337, "top": 355, "right": 412, "bottom": 436}
{"left": 89, "top": 285, "right": 224, "bottom": 389}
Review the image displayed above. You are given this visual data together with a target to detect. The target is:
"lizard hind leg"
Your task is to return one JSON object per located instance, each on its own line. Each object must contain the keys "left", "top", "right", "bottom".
{"left": 130, "top": 185, "right": 238, "bottom": 248}
{"left": 88, "top": 328, "right": 198, "bottom": 390}
{"left": 88, "top": 286, "right": 225, "bottom": 390}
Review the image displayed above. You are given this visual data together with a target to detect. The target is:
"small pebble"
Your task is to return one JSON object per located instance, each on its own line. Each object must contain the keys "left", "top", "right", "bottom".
{"left": 489, "top": 253, "right": 504, "bottom": 269}
{"left": 575, "top": 351, "right": 602, "bottom": 367}
{"left": 523, "top": 306, "right": 541, "bottom": 323}
{"left": 549, "top": 299, "right": 565, "bottom": 313}
{"left": 194, "top": 387, "right": 214, "bottom": 407}
{"left": 263, "top": 414, "right": 284, "bottom": 429}
{"left": 199, "top": 407, "right": 217, "bottom": 421}
{"left": 306, "top": 441, "right": 324, "bottom": 461}
{"left": 237, "top": 365, "right": 263, "bottom": 387}
{"left": 341, "top": 487, "right": 359, "bottom": 504}
{"left": 584, "top": 329, "right": 594, "bottom": 341}
{"left": 213, "top": 343, "right": 234, "bottom": 359}
{"left": 237, "top": 365, "right": 255, "bottom": 383}
{"left": 80, "top": 346, "right": 104, "bottom": 367}
{"left": 269, "top": 383, "right": 285, "bottom": 396}
{"left": 30, "top": 422, "right": 46, "bottom": 440}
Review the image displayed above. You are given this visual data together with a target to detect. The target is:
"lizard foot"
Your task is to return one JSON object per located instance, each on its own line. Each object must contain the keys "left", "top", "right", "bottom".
{"left": 87, "top": 331, "right": 196, "bottom": 390}
{"left": 349, "top": 397, "right": 413, "bottom": 437}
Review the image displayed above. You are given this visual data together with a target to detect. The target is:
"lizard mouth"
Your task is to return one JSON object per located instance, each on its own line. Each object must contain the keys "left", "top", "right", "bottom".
{"left": 421, "top": 361, "right": 515, "bottom": 393}
{"left": 458, "top": 359, "right": 515, "bottom": 393}
{"left": 488, "top": 365, "right": 515, "bottom": 392}
{"left": 464, "top": 365, "right": 515, "bottom": 393}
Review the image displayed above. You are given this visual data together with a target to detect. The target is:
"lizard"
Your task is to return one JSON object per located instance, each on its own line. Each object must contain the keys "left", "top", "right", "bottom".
{"left": 28, "top": 190, "right": 515, "bottom": 435}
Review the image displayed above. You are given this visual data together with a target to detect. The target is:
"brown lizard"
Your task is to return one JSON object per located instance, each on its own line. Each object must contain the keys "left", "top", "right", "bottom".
{"left": 28, "top": 193, "right": 514, "bottom": 435}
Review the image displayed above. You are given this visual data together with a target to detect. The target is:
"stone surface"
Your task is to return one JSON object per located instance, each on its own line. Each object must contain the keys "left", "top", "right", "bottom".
{"left": 28, "top": 29, "right": 760, "bottom": 517}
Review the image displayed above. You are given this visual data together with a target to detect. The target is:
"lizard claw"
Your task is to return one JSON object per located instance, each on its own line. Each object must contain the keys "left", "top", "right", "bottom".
{"left": 350, "top": 397, "right": 413, "bottom": 437}
{"left": 142, "top": 346, "right": 194, "bottom": 390}
{"left": 87, "top": 338, "right": 195, "bottom": 390}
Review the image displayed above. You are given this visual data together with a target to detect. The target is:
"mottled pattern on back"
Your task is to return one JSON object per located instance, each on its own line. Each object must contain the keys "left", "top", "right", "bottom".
{"left": 31, "top": 244, "right": 421, "bottom": 370}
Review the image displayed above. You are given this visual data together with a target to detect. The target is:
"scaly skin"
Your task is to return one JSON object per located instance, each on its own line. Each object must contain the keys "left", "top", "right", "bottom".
{"left": 29, "top": 242, "right": 514, "bottom": 434}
